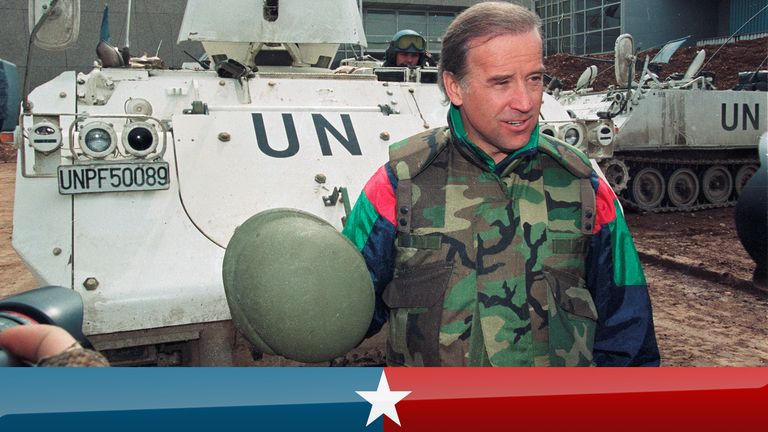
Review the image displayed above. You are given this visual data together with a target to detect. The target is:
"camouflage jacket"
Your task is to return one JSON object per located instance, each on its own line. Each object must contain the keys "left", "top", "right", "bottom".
{"left": 343, "top": 120, "right": 659, "bottom": 367}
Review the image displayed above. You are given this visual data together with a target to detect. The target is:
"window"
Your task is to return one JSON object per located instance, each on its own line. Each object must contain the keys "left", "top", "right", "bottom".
{"left": 603, "top": 28, "right": 620, "bottom": 52}
{"left": 586, "top": 31, "right": 602, "bottom": 52}
{"left": 365, "top": 10, "right": 396, "bottom": 50}
{"left": 546, "top": 20, "right": 559, "bottom": 38}
{"left": 575, "top": 11, "right": 585, "bottom": 32}
{"left": 429, "top": 13, "right": 454, "bottom": 44}
{"left": 362, "top": 9, "right": 457, "bottom": 54}
{"left": 586, "top": 8, "right": 601, "bottom": 31}
{"left": 399, "top": 11, "right": 427, "bottom": 35}
{"left": 574, "top": 34, "right": 586, "bottom": 54}
{"left": 560, "top": 17, "right": 572, "bottom": 35}
{"left": 534, "top": 0, "right": 619, "bottom": 55}
{"left": 604, "top": 3, "right": 620, "bottom": 28}
{"left": 547, "top": 39, "right": 559, "bottom": 55}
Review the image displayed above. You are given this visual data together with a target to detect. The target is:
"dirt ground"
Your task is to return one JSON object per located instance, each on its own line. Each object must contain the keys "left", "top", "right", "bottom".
{"left": 544, "top": 36, "right": 768, "bottom": 92}
{"left": 1, "top": 160, "right": 766, "bottom": 366}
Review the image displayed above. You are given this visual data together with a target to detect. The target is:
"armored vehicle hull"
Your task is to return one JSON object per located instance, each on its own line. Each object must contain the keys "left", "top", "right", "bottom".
{"left": 557, "top": 34, "right": 766, "bottom": 212}
{"left": 9, "top": 0, "right": 614, "bottom": 365}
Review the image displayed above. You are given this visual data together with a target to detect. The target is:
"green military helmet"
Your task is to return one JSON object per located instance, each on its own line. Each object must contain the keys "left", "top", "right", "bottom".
{"left": 222, "top": 208, "right": 374, "bottom": 363}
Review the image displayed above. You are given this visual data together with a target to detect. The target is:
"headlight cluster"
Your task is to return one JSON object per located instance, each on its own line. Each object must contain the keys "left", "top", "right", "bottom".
{"left": 558, "top": 123, "right": 586, "bottom": 148}
{"left": 539, "top": 119, "right": 615, "bottom": 159}
{"left": 73, "top": 117, "right": 165, "bottom": 160}
{"left": 29, "top": 119, "right": 63, "bottom": 154}
{"left": 79, "top": 121, "right": 118, "bottom": 158}
{"left": 122, "top": 122, "right": 159, "bottom": 157}
{"left": 590, "top": 121, "right": 615, "bottom": 147}
{"left": 540, "top": 124, "right": 557, "bottom": 137}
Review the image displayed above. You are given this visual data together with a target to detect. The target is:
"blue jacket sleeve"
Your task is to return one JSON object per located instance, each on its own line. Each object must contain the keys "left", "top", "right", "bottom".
{"left": 342, "top": 164, "right": 398, "bottom": 337}
{"left": 586, "top": 174, "right": 661, "bottom": 366}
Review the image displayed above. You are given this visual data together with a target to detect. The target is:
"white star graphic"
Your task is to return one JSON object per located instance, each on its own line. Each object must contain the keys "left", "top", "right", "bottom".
{"left": 356, "top": 370, "right": 412, "bottom": 426}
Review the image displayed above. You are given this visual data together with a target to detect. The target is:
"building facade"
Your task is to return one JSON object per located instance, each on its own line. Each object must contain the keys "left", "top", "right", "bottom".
{"left": 1, "top": 0, "right": 497, "bottom": 89}
{"left": 346, "top": 0, "right": 531, "bottom": 59}
{"left": 534, "top": 0, "right": 768, "bottom": 55}
{"left": 1, "top": 0, "right": 764, "bottom": 89}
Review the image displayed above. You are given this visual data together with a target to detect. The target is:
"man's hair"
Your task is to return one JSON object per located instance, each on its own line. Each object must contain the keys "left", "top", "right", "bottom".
{"left": 438, "top": 2, "right": 542, "bottom": 95}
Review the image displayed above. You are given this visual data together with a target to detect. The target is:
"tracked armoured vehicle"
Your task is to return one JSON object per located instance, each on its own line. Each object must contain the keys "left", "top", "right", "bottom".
{"left": 6, "top": 0, "right": 615, "bottom": 365}
{"left": 556, "top": 34, "right": 766, "bottom": 212}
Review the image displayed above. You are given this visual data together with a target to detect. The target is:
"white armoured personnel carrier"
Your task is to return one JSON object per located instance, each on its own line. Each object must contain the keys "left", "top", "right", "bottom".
{"left": 8, "top": 0, "right": 615, "bottom": 365}
{"left": 556, "top": 34, "right": 766, "bottom": 212}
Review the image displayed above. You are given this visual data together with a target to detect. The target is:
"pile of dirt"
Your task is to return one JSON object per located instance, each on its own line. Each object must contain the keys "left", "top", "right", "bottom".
{"left": 544, "top": 36, "right": 768, "bottom": 92}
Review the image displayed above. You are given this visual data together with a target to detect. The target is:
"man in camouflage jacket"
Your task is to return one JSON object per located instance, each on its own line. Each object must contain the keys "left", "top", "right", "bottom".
{"left": 343, "top": 2, "right": 659, "bottom": 366}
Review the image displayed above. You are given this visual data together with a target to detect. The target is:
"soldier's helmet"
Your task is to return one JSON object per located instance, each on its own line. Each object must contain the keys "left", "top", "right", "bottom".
{"left": 222, "top": 209, "right": 374, "bottom": 363}
{"left": 385, "top": 29, "right": 427, "bottom": 66}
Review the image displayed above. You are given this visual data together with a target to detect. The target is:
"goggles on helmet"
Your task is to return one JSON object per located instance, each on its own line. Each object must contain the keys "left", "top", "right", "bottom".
{"left": 395, "top": 34, "right": 425, "bottom": 52}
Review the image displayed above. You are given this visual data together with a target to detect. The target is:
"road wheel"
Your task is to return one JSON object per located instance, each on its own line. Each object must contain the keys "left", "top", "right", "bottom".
{"left": 667, "top": 168, "right": 700, "bottom": 208}
{"left": 735, "top": 164, "right": 758, "bottom": 197}
{"left": 701, "top": 165, "right": 733, "bottom": 204}
{"left": 631, "top": 167, "right": 665, "bottom": 210}
{"left": 599, "top": 158, "right": 630, "bottom": 193}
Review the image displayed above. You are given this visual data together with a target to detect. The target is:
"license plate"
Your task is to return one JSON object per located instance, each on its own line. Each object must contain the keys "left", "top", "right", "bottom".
{"left": 58, "top": 162, "right": 171, "bottom": 195}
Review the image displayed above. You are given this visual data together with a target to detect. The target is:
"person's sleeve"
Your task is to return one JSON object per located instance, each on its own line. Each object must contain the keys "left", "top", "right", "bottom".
{"left": 342, "top": 164, "right": 398, "bottom": 338}
{"left": 585, "top": 174, "right": 661, "bottom": 366}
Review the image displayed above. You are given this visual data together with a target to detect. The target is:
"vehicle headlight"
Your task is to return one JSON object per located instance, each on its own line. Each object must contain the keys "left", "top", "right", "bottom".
{"left": 591, "top": 122, "right": 615, "bottom": 146}
{"left": 540, "top": 124, "right": 557, "bottom": 137}
{"left": 564, "top": 128, "right": 580, "bottom": 145}
{"left": 29, "top": 119, "right": 62, "bottom": 153}
{"left": 122, "top": 121, "right": 158, "bottom": 157}
{"left": 79, "top": 121, "right": 117, "bottom": 158}
{"left": 559, "top": 123, "right": 585, "bottom": 147}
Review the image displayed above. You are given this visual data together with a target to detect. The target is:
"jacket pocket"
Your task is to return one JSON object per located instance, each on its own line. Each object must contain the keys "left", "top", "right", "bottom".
{"left": 382, "top": 260, "right": 453, "bottom": 366}
{"left": 543, "top": 265, "right": 597, "bottom": 366}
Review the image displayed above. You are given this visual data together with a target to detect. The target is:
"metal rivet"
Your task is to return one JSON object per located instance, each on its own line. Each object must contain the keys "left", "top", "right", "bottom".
{"left": 315, "top": 174, "right": 327, "bottom": 184}
{"left": 585, "top": 209, "right": 594, "bottom": 219}
{"left": 52, "top": 247, "right": 62, "bottom": 256}
{"left": 83, "top": 277, "right": 99, "bottom": 291}
{"left": 585, "top": 223, "right": 593, "bottom": 231}
{"left": 399, "top": 218, "right": 408, "bottom": 226}
{"left": 380, "top": 132, "right": 390, "bottom": 141}
{"left": 408, "top": 88, "right": 415, "bottom": 93}
{"left": 59, "top": 92, "right": 67, "bottom": 98}
{"left": 218, "top": 132, "right": 231, "bottom": 142}
{"left": 399, "top": 206, "right": 409, "bottom": 215}
{"left": 268, "top": 81, "right": 277, "bottom": 86}
{"left": 219, "top": 80, "right": 226, "bottom": 86}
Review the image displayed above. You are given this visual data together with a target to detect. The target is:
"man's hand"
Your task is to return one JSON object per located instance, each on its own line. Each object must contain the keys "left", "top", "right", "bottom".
{"left": 0, "top": 324, "right": 78, "bottom": 363}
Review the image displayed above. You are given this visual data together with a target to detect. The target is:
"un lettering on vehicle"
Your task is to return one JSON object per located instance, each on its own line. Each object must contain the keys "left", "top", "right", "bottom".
{"left": 251, "top": 112, "right": 362, "bottom": 158}
{"left": 721, "top": 103, "right": 761, "bottom": 131}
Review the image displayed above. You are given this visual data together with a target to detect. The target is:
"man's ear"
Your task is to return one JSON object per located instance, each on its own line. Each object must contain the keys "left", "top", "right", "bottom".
{"left": 442, "top": 71, "right": 464, "bottom": 106}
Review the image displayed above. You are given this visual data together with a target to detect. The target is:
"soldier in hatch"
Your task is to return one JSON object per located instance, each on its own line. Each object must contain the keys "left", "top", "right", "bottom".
{"left": 342, "top": 2, "right": 660, "bottom": 366}
{"left": 382, "top": 29, "right": 432, "bottom": 67}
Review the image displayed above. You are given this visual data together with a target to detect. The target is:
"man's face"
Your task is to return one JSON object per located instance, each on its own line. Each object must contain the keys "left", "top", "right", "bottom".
{"left": 395, "top": 52, "right": 421, "bottom": 66}
{"left": 443, "top": 30, "right": 544, "bottom": 163}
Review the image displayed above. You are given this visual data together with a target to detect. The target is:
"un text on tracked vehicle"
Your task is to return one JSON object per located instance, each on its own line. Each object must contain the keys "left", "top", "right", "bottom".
{"left": 8, "top": 0, "right": 615, "bottom": 365}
